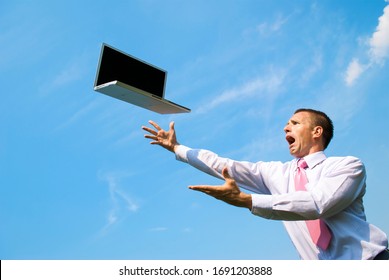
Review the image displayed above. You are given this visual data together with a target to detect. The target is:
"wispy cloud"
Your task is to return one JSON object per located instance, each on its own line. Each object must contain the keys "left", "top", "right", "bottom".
{"left": 55, "top": 100, "right": 99, "bottom": 131}
{"left": 196, "top": 70, "right": 285, "bottom": 113}
{"left": 226, "top": 133, "right": 285, "bottom": 162}
{"left": 99, "top": 170, "right": 139, "bottom": 235}
{"left": 300, "top": 52, "right": 323, "bottom": 86}
{"left": 149, "top": 227, "right": 168, "bottom": 232}
{"left": 345, "top": 58, "right": 366, "bottom": 86}
{"left": 0, "top": 7, "right": 51, "bottom": 73}
{"left": 182, "top": 227, "right": 192, "bottom": 233}
{"left": 369, "top": 4, "right": 389, "bottom": 64}
{"left": 53, "top": 64, "right": 83, "bottom": 88}
{"left": 345, "top": 3, "right": 389, "bottom": 86}
{"left": 39, "top": 52, "right": 90, "bottom": 96}
{"left": 113, "top": 130, "right": 143, "bottom": 147}
{"left": 148, "top": 227, "right": 193, "bottom": 234}
{"left": 255, "top": 13, "right": 291, "bottom": 35}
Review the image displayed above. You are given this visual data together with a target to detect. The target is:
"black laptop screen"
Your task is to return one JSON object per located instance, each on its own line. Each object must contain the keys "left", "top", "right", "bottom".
{"left": 96, "top": 45, "right": 166, "bottom": 98}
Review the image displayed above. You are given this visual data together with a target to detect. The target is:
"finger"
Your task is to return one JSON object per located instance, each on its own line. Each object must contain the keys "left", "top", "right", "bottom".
{"left": 188, "top": 186, "right": 213, "bottom": 196}
{"left": 189, "top": 185, "right": 207, "bottom": 191}
{"left": 144, "top": 135, "right": 158, "bottom": 141}
{"left": 189, "top": 185, "right": 218, "bottom": 192}
{"left": 148, "top": 120, "right": 162, "bottom": 131}
{"left": 142, "top": 126, "right": 158, "bottom": 136}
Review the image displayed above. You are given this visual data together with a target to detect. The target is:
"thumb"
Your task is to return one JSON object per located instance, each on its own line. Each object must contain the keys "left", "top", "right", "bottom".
{"left": 169, "top": 121, "right": 175, "bottom": 131}
{"left": 222, "top": 167, "right": 232, "bottom": 180}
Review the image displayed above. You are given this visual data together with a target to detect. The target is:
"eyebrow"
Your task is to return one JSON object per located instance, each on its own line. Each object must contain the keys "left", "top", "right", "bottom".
{"left": 286, "top": 119, "right": 299, "bottom": 125}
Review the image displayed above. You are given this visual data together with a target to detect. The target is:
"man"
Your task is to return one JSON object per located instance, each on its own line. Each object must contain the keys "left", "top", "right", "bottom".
{"left": 142, "top": 108, "right": 388, "bottom": 260}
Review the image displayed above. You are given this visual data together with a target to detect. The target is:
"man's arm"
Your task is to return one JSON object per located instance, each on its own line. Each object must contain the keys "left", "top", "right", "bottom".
{"left": 143, "top": 120, "right": 272, "bottom": 195}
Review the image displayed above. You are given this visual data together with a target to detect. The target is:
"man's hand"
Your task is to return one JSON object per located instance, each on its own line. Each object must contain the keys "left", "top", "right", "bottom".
{"left": 189, "top": 167, "right": 253, "bottom": 210}
{"left": 142, "top": 120, "right": 179, "bottom": 152}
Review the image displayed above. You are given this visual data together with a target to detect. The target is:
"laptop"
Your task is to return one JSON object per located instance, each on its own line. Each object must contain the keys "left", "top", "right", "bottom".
{"left": 93, "top": 43, "right": 190, "bottom": 114}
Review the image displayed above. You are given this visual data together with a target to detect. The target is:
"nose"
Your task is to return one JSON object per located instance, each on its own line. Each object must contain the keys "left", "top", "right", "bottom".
{"left": 284, "top": 123, "right": 290, "bottom": 133}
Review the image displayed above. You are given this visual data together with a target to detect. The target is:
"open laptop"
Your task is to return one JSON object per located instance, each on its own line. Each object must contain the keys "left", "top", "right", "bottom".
{"left": 93, "top": 43, "right": 190, "bottom": 114}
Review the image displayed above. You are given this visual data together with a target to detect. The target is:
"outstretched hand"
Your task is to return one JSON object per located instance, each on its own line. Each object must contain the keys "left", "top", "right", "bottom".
{"left": 142, "top": 120, "right": 179, "bottom": 152}
{"left": 189, "top": 167, "right": 253, "bottom": 210}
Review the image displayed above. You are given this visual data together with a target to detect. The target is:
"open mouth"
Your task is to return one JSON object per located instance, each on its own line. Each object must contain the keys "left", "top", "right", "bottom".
{"left": 286, "top": 135, "right": 295, "bottom": 146}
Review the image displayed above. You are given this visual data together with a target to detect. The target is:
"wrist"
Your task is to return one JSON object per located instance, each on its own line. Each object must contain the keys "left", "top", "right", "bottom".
{"left": 172, "top": 143, "right": 180, "bottom": 153}
{"left": 241, "top": 193, "right": 253, "bottom": 210}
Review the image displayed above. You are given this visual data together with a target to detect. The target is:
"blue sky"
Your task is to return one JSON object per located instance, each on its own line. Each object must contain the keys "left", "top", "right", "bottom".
{"left": 1, "top": 0, "right": 389, "bottom": 260}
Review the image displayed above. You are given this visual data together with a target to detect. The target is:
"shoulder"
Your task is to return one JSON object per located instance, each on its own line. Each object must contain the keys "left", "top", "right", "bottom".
{"left": 325, "top": 155, "right": 363, "bottom": 165}
{"left": 323, "top": 156, "right": 365, "bottom": 174}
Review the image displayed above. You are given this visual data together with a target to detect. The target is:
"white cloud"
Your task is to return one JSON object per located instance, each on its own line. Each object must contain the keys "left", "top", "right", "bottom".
{"left": 369, "top": 5, "right": 389, "bottom": 64}
{"left": 345, "top": 4, "right": 389, "bottom": 86}
{"left": 345, "top": 58, "right": 366, "bottom": 86}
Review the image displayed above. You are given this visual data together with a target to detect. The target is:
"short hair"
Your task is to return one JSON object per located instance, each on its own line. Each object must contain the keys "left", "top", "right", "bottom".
{"left": 294, "top": 108, "right": 334, "bottom": 149}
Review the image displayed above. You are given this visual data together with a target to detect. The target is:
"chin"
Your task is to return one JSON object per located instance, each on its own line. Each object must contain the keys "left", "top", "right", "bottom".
{"left": 289, "top": 151, "right": 298, "bottom": 158}
{"left": 289, "top": 150, "right": 302, "bottom": 158}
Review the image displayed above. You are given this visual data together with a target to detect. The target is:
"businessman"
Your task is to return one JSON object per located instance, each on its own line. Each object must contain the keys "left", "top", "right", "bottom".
{"left": 142, "top": 108, "right": 388, "bottom": 260}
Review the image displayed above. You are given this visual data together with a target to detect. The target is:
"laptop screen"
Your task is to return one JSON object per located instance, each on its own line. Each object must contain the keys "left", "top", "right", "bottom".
{"left": 95, "top": 44, "right": 166, "bottom": 98}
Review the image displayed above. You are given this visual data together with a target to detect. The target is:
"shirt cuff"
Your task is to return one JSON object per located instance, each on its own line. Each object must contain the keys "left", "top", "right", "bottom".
{"left": 251, "top": 194, "right": 273, "bottom": 219}
{"left": 175, "top": 145, "right": 191, "bottom": 163}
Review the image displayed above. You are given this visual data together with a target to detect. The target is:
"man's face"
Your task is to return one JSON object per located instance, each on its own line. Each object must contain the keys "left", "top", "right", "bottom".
{"left": 284, "top": 112, "right": 316, "bottom": 158}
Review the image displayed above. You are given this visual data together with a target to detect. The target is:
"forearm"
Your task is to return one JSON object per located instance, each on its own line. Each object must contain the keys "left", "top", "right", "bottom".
{"left": 251, "top": 193, "right": 319, "bottom": 220}
{"left": 175, "top": 145, "right": 226, "bottom": 180}
{"left": 175, "top": 145, "right": 269, "bottom": 194}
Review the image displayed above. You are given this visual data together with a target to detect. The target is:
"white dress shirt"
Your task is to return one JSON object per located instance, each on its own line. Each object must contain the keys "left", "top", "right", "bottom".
{"left": 175, "top": 145, "right": 388, "bottom": 259}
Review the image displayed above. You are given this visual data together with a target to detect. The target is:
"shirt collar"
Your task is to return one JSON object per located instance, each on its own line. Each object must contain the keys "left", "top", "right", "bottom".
{"left": 296, "top": 151, "right": 327, "bottom": 169}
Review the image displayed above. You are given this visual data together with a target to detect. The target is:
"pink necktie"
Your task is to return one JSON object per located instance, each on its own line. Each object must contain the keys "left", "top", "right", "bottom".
{"left": 295, "top": 159, "right": 332, "bottom": 250}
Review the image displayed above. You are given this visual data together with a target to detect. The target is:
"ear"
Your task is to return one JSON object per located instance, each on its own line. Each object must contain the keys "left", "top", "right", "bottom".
{"left": 312, "top": 126, "right": 323, "bottom": 140}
